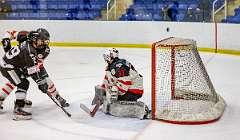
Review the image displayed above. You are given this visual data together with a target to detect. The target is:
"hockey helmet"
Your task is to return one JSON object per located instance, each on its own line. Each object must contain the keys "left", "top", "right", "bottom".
{"left": 28, "top": 31, "right": 40, "bottom": 42}
{"left": 36, "top": 28, "right": 50, "bottom": 41}
{"left": 103, "top": 48, "right": 119, "bottom": 63}
{"left": 28, "top": 31, "right": 49, "bottom": 48}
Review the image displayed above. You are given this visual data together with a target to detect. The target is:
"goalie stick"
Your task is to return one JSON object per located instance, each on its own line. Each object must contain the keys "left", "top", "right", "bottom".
{"left": 80, "top": 100, "right": 101, "bottom": 117}
{"left": 47, "top": 92, "right": 72, "bottom": 117}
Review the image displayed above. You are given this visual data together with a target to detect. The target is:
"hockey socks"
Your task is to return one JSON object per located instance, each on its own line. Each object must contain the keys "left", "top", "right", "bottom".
{"left": 0, "top": 82, "right": 14, "bottom": 99}
{"left": 48, "top": 83, "right": 69, "bottom": 107}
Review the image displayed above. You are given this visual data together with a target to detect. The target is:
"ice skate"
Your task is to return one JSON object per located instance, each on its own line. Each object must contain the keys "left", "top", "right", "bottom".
{"left": 142, "top": 105, "right": 151, "bottom": 120}
{"left": 13, "top": 100, "right": 32, "bottom": 121}
{"left": 24, "top": 99, "right": 32, "bottom": 108}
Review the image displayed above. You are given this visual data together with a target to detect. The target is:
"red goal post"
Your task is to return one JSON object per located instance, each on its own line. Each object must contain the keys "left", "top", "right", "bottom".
{"left": 151, "top": 37, "right": 226, "bottom": 124}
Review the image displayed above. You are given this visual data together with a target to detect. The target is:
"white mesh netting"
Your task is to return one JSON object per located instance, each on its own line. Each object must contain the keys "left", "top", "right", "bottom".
{"left": 153, "top": 37, "right": 226, "bottom": 124}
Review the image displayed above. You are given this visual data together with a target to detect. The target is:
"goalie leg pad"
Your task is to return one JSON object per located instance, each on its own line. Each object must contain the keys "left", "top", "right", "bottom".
{"left": 91, "top": 85, "right": 105, "bottom": 105}
{"left": 102, "top": 97, "right": 110, "bottom": 114}
{"left": 106, "top": 100, "right": 146, "bottom": 119}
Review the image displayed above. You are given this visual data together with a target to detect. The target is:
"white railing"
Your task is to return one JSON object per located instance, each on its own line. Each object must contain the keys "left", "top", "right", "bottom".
{"left": 107, "top": 0, "right": 117, "bottom": 20}
{"left": 212, "top": 0, "right": 228, "bottom": 22}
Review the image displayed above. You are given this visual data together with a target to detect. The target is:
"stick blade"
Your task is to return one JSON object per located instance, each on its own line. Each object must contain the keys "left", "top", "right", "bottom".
{"left": 80, "top": 100, "right": 101, "bottom": 117}
{"left": 80, "top": 103, "right": 91, "bottom": 115}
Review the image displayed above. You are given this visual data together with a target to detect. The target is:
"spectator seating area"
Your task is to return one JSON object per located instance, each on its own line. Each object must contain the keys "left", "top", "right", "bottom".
{"left": 119, "top": 0, "right": 223, "bottom": 22}
{"left": 222, "top": 6, "right": 240, "bottom": 23}
{"left": 3, "top": 0, "right": 108, "bottom": 20}
{"left": 1, "top": 0, "right": 239, "bottom": 23}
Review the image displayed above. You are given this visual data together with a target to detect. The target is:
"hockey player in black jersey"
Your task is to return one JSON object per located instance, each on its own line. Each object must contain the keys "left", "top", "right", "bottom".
{"left": 0, "top": 30, "right": 68, "bottom": 120}
{"left": 0, "top": 30, "right": 35, "bottom": 110}
{"left": 90, "top": 48, "right": 150, "bottom": 119}
{"left": 0, "top": 29, "right": 69, "bottom": 112}
{"left": 1, "top": 29, "right": 50, "bottom": 59}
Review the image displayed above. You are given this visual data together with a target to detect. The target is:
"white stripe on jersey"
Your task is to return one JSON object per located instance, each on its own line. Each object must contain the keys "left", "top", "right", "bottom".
{"left": 7, "top": 70, "right": 21, "bottom": 85}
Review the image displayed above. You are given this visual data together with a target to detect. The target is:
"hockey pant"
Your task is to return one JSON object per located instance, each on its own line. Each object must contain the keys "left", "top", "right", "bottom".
{"left": 0, "top": 65, "right": 50, "bottom": 100}
{"left": 0, "top": 67, "right": 29, "bottom": 103}
{"left": 0, "top": 66, "right": 63, "bottom": 103}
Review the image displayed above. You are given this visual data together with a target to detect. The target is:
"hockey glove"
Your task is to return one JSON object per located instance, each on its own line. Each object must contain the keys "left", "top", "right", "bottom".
{"left": 37, "top": 79, "right": 48, "bottom": 93}
{"left": 1, "top": 38, "right": 11, "bottom": 52}
{"left": 4, "top": 30, "right": 17, "bottom": 40}
{"left": 110, "top": 86, "right": 118, "bottom": 102}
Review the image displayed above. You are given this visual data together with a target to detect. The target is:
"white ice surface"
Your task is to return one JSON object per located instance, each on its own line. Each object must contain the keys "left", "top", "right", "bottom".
{"left": 0, "top": 47, "right": 239, "bottom": 140}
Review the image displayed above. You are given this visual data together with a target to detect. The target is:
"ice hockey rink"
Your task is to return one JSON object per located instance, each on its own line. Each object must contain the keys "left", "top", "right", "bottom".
{"left": 0, "top": 47, "right": 239, "bottom": 140}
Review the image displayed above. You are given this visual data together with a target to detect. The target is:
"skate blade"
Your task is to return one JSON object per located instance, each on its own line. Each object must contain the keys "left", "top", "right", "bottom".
{"left": 24, "top": 105, "right": 32, "bottom": 108}
{"left": 13, "top": 115, "right": 32, "bottom": 121}
{"left": 0, "top": 109, "right": 3, "bottom": 114}
{"left": 23, "top": 107, "right": 32, "bottom": 113}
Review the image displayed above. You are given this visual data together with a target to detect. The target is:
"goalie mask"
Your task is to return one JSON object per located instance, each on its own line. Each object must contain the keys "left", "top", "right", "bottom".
{"left": 103, "top": 48, "right": 119, "bottom": 63}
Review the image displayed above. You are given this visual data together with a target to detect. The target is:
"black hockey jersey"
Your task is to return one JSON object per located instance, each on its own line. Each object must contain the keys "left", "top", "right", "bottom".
{"left": 1, "top": 30, "right": 50, "bottom": 59}
{"left": 0, "top": 42, "right": 44, "bottom": 82}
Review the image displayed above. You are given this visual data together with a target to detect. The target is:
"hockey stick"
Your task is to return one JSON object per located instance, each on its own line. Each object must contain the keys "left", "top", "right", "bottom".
{"left": 47, "top": 93, "right": 72, "bottom": 117}
{"left": 80, "top": 100, "right": 101, "bottom": 117}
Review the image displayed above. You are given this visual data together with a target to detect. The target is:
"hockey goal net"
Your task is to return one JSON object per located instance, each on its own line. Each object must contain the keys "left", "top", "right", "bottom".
{"left": 151, "top": 37, "right": 226, "bottom": 124}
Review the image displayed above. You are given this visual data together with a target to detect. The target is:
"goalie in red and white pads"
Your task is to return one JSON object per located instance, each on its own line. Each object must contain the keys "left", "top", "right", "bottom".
{"left": 92, "top": 48, "right": 150, "bottom": 119}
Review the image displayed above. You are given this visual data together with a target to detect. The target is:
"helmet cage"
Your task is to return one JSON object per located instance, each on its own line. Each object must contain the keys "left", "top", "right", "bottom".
{"left": 103, "top": 48, "right": 119, "bottom": 63}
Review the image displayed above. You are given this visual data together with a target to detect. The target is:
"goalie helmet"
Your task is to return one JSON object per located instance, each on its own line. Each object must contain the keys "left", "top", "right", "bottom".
{"left": 103, "top": 48, "right": 119, "bottom": 63}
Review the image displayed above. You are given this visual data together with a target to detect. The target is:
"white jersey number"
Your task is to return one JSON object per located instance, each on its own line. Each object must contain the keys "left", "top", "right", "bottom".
{"left": 6, "top": 47, "right": 20, "bottom": 59}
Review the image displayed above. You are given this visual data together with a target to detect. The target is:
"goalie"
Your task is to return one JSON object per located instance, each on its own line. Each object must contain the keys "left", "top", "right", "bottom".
{"left": 91, "top": 48, "right": 150, "bottom": 119}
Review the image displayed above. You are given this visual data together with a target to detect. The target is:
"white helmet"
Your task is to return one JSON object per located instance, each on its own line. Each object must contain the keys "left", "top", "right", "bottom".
{"left": 103, "top": 48, "right": 119, "bottom": 63}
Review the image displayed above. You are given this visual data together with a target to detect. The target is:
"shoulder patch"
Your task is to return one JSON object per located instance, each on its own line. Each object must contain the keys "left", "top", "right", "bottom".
{"left": 116, "top": 63, "right": 122, "bottom": 68}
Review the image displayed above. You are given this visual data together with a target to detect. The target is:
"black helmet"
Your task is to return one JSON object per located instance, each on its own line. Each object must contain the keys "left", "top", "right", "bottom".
{"left": 28, "top": 31, "right": 41, "bottom": 42}
{"left": 36, "top": 28, "right": 50, "bottom": 40}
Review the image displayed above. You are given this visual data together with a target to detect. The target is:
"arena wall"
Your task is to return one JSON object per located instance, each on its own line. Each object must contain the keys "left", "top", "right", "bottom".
{"left": 0, "top": 20, "right": 239, "bottom": 55}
